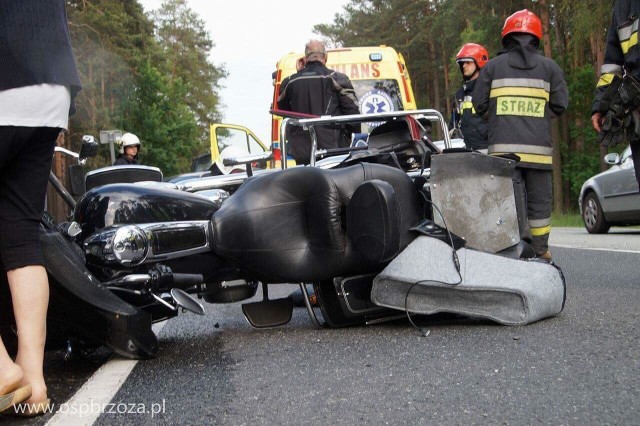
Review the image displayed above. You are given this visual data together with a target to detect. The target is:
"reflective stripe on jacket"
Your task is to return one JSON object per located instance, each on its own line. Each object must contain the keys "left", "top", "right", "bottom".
{"left": 472, "top": 39, "right": 568, "bottom": 169}
{"left": 593, "top": 0, "right": 640, "bottom": 113}
{"left": 451, "top": 79, "right": 488, "bottom": 150}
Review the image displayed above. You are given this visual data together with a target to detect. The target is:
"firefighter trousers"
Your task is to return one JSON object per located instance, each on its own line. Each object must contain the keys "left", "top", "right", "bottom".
{"left": 512, "top": 168, "right": 552, "bottom": 256}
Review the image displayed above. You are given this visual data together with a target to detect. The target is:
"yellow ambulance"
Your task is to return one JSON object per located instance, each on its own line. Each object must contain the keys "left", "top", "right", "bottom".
{"left": 270, "top": 45, "right": 417, "bottom": 160}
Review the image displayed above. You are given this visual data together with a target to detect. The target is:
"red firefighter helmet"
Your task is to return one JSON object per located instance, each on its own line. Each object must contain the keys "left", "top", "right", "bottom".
{"left": 455, "top": 43, "right": 489, "bottom": 69}
{"left": 501, "top": 9, "right": 543, "bottom": 40}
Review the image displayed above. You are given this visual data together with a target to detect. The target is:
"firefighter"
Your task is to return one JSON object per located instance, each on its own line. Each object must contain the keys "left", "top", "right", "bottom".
{"left": 591, "top": 0, "right": 640, "bottom": 188}
{"left": 473, "top": 9, "right": 569, "bottom": 261}
{"left": 451, "top": 43, "right": 490, "bottom": 151}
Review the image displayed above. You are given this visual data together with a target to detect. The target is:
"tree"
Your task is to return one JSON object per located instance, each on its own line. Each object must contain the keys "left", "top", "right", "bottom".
{"left": 64, "top": 0, "right": 225, "bottom": 175}
{"left": 315, "top": 0, "right": 620, "bottom": 212}
{"left": 149, "top": 0, "right": 227, "bottom": 139}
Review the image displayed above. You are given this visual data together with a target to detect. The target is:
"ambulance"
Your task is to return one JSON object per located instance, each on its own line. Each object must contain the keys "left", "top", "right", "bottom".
{"left": 270, "top": 45, "right": 417, "bottom": 162}
{"left": 193, "top": 46, "right": 417, "bottom": 174}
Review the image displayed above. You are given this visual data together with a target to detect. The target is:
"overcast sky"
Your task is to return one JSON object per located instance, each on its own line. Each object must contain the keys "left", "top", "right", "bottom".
{"left": 139, "top": 0, "right": 350, "bottom": 143}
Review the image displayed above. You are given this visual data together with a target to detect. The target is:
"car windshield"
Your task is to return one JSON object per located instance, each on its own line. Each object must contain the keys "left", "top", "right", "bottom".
{"left": 621, "top": 145, "right": 632, "bottom": 162}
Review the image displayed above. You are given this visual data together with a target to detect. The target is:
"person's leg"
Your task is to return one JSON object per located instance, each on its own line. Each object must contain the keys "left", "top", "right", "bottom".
{"left": 0, "top": 127, "right": 59, "bottom": 404}
{"left": 630, "top": 137, "right": 640, "bottom": 189}
{"left": 511, "top": 167, "right": 531, "bottom": 242}
{"left": 7, "top": 266, "right": 49, "bottom": 403}
{"left": 523, "top": 168, "right": 553, "bottom": 258}
{"left": 0, "top": 126, "right": 27, "bottom": 397}
{"left": 0, "top": 340, "right": 24, "bottom": 395}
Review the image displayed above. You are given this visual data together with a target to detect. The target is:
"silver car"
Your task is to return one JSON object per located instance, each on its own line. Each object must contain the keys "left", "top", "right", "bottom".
{"left": 578, "top": 145, "right": 640, "bottom": 233}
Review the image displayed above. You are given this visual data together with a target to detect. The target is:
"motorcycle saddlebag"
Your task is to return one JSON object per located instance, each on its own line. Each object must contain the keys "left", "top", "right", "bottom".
{"left": 370, "top": 236, "right": 566, "bottom": 326}
{"left": 315, "top": 274, "right": 400, "bottom": 328}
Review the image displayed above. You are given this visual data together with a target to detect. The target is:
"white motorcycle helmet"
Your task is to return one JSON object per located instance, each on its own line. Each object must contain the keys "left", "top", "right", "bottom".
{"left": 117, "top": 132, "right": 141, "bottom": 154}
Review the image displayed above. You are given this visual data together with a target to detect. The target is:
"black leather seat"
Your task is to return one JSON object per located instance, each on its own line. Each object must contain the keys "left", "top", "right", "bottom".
{"left": 212, "top": 163, "right": 421, "bottom": 283}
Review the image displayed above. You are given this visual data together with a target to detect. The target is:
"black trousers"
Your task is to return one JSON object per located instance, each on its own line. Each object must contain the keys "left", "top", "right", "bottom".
{"left": 512, "top": 167, "right": 553, "bottom": 256}
{"left": 631, "top": 137, "right": 640, "bottom": 188}
{"left": 0, "top": 126, "right": 59, "bottom": 271}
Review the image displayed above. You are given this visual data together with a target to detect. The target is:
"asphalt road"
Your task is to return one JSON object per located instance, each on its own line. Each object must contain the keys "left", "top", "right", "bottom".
{"left": 4, "top": 228, "right": 640, "bottom": 425}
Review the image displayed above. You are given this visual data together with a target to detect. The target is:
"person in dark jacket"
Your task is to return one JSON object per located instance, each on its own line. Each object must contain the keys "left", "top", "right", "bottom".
{"left": 451, "top": 43, "right": 490, "bottom": 151}
{"left": 591, "top": 0, "right": 640, "bottom": 188}
{"left": 277, "top": 40, "right": 361, "bottom": 165}
{"left": 473, "top": 9, "right": 569, "bottom": 261}
{"left": 113, "top": 132, "right": 141, "bottom": 165}
{"left": 0, "top": 0, "right": 81, "bottom": 415}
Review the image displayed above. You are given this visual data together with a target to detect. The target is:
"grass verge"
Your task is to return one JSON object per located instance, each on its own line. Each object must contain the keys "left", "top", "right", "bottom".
{"left": 552, "top": 212, "right": 583, "bottom": 227}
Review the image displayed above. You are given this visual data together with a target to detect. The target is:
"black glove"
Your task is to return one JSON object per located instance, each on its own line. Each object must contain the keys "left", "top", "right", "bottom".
{"left": 600, "top": 110, "right": 631, "bottom": 148}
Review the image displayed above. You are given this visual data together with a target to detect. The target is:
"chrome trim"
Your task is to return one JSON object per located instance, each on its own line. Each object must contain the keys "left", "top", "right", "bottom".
{"left": 300, "top": 282, "right": 323, "bottom": 327}
{"left": 85, "top": 164, "right": 163, "bottom": 178}
{"left": 177, "top": 169, "right": 275, "bottom": 192}
{"left": 222, "top": 151, "right": 273, "bottom": 166}
{"left": 139, "top": 221, "right": 213, "bottom": 262}
{"left": 54, "top": 146, "right": 79, "bottom": 158}
{"left": 280, "top": 109, "right": 452, "bottom": 166}
{"left": 85, "top": 221, "right": 214, "bottom": 266}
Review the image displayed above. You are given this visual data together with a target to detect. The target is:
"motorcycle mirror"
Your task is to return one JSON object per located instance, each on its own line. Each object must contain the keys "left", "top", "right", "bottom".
{"left": 79, "top": 135, "right": 99, "bottom": 161}
{"left": 170, "top": 288, "right": 205, "bottom": 316}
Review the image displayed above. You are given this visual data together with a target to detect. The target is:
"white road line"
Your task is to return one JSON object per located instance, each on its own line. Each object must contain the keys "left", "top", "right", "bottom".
{"left": 552, "top": 244, "right": 640, "bottom": 254}
{"left": 45, "top": 321, "right": 167, "bottom": 426}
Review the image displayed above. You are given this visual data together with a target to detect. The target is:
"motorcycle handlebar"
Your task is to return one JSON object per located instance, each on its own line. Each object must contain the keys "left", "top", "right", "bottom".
{"left": 172, "top": 273, "right": 204, "bottom": 287}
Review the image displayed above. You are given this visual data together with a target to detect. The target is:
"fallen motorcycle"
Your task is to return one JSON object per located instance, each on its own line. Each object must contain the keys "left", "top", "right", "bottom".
{"left": 0, "top": 110, "right": 565, "bottom": 360}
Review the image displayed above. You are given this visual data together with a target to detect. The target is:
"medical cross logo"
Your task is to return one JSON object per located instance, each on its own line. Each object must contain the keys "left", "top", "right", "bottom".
{"left": 359, "top": 89, "right": 395, "bottom": 128}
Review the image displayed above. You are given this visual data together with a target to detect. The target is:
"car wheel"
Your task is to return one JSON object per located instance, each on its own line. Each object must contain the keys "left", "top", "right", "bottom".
{"left": 582, "top": 192, "right": 610, "bottom": 234}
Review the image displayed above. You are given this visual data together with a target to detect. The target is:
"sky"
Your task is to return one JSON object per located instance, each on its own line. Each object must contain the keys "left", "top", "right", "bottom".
{"left": 139, "top": 0, "right": 350, "bottom": 143}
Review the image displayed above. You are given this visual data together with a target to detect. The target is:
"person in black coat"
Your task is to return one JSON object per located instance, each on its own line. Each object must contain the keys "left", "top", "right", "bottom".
{"left": 0, "top": 0, "right": 81, "bottom": 414}
{"left": 277, "top": 40, "right": 361, "bottom": 164}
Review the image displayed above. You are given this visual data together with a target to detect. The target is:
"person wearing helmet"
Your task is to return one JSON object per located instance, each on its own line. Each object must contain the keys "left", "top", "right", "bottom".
{"left": 591, "top": 0, "right": 640, "bottom": 188}
{"left": 113, "top": 132, "right": 141, "bottom": 165}
{"left": 451, "top": 43, "right": 490, "bottom": 151}
{"left": 472, "top": 9, "right": 568, "bottom": 262}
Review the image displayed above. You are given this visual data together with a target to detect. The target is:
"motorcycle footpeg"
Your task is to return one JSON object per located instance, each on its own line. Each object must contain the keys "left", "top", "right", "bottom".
{"left": 241, "top": 297, "right": 293, "bottom": 328}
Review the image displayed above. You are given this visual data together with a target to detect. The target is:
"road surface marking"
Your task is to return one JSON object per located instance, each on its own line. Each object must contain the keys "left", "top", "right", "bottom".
{"left": 45, "top": 321, "right": 167, "bottom": 426}
{"left": 552, "top": 244, "right": 640, "bottom": 254}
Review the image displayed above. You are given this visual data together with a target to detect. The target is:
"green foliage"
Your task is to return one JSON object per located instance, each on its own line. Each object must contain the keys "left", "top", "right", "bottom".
{"left": 120, "top": 61, "right": 200, "bottom": 176}
{"left": 315, "top": 0, "right": 619, "bottom": 212}
{"left": 561, "top": 146, "right": 600, "bottom": 202}
{"left": 65, "top": 0, "right": 225, "bottom": 175}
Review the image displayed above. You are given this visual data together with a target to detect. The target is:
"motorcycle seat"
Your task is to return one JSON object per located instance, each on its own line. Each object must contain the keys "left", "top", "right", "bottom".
{"left": 212, "top": 163, "right": 421, "bottom": 284}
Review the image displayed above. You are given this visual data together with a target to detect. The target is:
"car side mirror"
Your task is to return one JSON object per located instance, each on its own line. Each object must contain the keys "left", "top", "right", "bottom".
{"left": 604, "top": 152, "right": 621, "bottom": 165}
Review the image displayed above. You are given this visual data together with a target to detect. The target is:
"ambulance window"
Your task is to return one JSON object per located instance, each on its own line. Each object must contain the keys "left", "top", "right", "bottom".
{"left": 352, "top": 79, "right": 403, "bottom": 113}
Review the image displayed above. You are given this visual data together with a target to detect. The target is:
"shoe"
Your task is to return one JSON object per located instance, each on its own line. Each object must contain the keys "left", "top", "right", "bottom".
{"left": 538, "top": 251, "right": 552, "bottom": 261}
{"left": 11, "top": 398, "right": 52, "bottom": 417}
{"left": 0, "top": 384, "right": 31, "bottom": 414}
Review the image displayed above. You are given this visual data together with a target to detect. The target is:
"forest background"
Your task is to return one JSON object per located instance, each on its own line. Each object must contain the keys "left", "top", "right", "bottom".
{"left": 60, "top": 0, "right": 616, "bottom": 214}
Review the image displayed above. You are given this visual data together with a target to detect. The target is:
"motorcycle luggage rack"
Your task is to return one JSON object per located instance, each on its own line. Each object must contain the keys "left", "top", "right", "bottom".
{"left": 280, "top": 108, "right": 452, "bottom": 168}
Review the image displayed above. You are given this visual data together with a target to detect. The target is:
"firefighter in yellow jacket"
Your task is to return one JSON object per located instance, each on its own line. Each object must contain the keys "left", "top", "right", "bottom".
{"left": 591, "top": 0, "right": 640, "bottom": 188}
{"left": 473, "top": 9, "right": 569, "bottom": 261}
